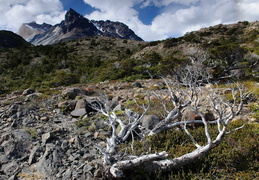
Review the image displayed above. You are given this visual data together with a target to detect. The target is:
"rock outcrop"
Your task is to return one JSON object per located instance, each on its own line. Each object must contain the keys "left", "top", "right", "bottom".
{"left": 17, "top": 21, "right": 52, "bottom": 42}
{"left": 0, "top": 80, "right": 156, "bottom": 179}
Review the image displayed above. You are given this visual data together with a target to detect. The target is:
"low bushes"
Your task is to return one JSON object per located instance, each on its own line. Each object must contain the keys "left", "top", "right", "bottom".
{"left": 120, "top": 121, "right": 259, "bottom": 179}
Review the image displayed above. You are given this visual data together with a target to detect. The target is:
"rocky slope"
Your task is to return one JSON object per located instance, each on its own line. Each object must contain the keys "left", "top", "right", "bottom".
{"left": 0, "top": 80, "right": 159, "bottom": 179}
{"left": 17, "top": 22, "right": 52, "bottom": 42}
{"left": 0, "top": 79, "right": 257, "bottom": 179}
{"left": 17, "top": 8, "right": 143, "bottom": 45}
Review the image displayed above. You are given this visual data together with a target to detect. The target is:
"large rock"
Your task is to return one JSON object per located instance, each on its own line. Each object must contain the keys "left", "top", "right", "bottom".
{"left": 84, "top": 96, "right": 102, "bottom": 113}
{"left": 0, "top": 130, "right": 32, "bottom": 176}
{"left": 141, "top": 115, "right": 160, "bottom": 130}
{"left": 70, "top": 108, "right": 87, "bottom": 117}
{"left": 61, "top": 88, "right": 87, "bottom": 99}
{"left": 36, "top": 144, "right": 63, "bottom": 178}
{"left": 22, "top": 89, "right": 35, "bottom": 96}
{"left": 42, "top": 132, "right": 53, "bottom": 145}
{"left": 28, "top": 145, "right": 42, "bottom": 165}
{"left": 58, "top": 100, "right": 77, "bottom": 113}
{"left": 74, "top": 99, "right": 88, "bottom": 110}
{"left": 133, "top": 82, "right": 142, "bottom": 88}
{"left": 70, "top": 97, "right": 101, "bottom": 117}
{"left": 24, "top": 93, "right": 42, "bottom": 102}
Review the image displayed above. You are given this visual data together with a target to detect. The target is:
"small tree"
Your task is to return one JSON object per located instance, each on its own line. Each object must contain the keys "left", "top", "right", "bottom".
{"left": 91, "top": 72, "right": 251, "bottom": 178}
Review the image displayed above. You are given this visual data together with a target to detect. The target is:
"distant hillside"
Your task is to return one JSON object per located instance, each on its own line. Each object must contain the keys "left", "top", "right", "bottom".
{"left": 133, "top": 21, "right": 259, "bottom": 81}
{"left": 0, "top": 21, "right": 259, "bottom": 92}
{"left": 0, "top": 30, "right": 30, "bottom": 49}
{"left": 17, "top": 8, "right": 143, "bottom": 45}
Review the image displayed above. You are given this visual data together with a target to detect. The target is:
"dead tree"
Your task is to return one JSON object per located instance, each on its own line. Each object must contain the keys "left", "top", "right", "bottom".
{"left": 92, "top": 76, "right": 250, "bottom": 178}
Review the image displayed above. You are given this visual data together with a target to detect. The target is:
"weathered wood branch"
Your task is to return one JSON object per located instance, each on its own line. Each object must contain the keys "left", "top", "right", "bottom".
{"left": 92, "top": 78, "right": 249, "bottom": 178}
{"left": 110, "top": 151, "right": 168, "bottom": 178}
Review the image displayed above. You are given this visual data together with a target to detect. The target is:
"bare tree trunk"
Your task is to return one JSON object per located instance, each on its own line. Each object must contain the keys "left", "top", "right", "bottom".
{"left": 91, "top": 77, "right": 250, "bottom": 178}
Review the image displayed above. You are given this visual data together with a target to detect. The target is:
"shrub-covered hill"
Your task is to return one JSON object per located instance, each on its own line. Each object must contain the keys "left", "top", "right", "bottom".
{"left": 0, "top": 30, "right": 31, "bottom": 49}
{"left": 0, "top": 37, "right": 147, "bottom": 92}
{"left": 0, "top": 21, "right": 259, "bottom": 92}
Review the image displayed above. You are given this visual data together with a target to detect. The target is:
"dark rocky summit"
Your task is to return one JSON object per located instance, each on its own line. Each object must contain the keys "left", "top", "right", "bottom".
{"left": 17, "top": 8, "right": 143, "bottom": 45}
{"left": 92, "top": 20, "right": 143, "bottom": 41}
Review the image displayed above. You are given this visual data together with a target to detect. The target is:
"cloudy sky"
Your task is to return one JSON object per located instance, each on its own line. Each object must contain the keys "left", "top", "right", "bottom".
{"left": 0, "top": 0, "right": 259, "bottom": 41}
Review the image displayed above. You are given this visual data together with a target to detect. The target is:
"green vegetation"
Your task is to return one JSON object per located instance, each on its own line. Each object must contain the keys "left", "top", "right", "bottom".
{"left": 0, "top": 37, "right": 146, "bottom": 92}
{"left": 1, "top": 21, "right": 259, "bottom": 93}
{"left": 0, "top": 30, "right": 30, "bottom": 49}
{"left": 120, "top": 121, "right": 259, "bottom": 179}
{"left": 25, "top": 127, "right": 38, "bottom": 139}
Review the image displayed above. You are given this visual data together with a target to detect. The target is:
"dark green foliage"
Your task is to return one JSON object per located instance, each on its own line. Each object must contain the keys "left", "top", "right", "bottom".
{"left": 209, "top": 43, "right": 246, "bottom": 66}
{"left": 183, "top": 32, "right": 202, "bottom": 43}
{"left": 121, "top": 122, "right": 259, "bottom": 179}
{"left": 156, "top": 52, "right": 188, "bottom": 77}
{"left": 197, "top": 31, "right": 212, "bottom": 37}
{"left": 148, "top": 40, "right": 161, "bottom": 47}
{"left": 48, "top": 71, "right": 80, "bottom": 87}
{"left": 139, "top": 51, "right": 161, "bottom": 67}
{"left": 1, "top": 21, "right": 259, "bottom": 92}
{"left": 0, "top": 37, "right": 146, "bottom": 91}
{"left": 163, "top": 37, "right": 185, "bottom": 48}
{"left": 0, "top": 30, "right": 30, "bottom": 49}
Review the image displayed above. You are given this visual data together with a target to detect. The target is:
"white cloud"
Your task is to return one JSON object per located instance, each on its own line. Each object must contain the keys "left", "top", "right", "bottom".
{"left": 82, "top": 0, "right": 259, "bottom": 41}
{"left": 139, "top": 0, "right": 200, "bottom": 7}
{"left": 1, "top": 0, "right": 259, "bottom": 41}
{"left": 83, "top": 0, "right": 168, "bottom": 41}
{"left": 0, "top": 0, "right": 66, "bottom": 32}
{"left": 238, "top": 0, "right": 259, "bottom": 21}
{"left": 150, "top": 0, "right": 242, "bottom": 38}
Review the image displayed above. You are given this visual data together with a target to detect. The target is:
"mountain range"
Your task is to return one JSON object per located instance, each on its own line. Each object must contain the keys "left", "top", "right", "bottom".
{"left": 17, "top": 8, "right": 143, "bottom": 45}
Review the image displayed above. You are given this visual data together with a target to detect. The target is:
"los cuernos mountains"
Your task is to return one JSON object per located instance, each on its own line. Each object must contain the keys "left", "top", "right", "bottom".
{"left": 17, "top": 8, "right": 143, "bottom": 45}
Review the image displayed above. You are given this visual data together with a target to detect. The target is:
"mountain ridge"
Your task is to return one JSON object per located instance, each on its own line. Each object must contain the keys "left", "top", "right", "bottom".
{"left": 17, "top": 8, "right": 143, "bottom": 45}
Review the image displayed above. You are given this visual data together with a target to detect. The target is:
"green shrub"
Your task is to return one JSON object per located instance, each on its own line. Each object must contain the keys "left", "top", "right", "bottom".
{"left": 120, "top": 122, "right": 259, "bottom": 179}
{"left": 48, "top": 71, "right": 80, "bottom": 87}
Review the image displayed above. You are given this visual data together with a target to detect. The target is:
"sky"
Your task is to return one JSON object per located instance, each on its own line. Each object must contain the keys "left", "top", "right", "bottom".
{"left": 0, "top": 0, "right": 259, "bottom": 41}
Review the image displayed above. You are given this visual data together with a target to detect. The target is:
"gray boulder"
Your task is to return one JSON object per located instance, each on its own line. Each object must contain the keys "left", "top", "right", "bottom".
{"left": 70, "top": 108, "right": 87, "bottom": 117}
{"left": 22, "top": 89, "right": 35, "bottom": 96}
{"left": 61, "top": 88, "right": 87, "bottom": 99}
{"left": 36, "top": 144, "right": 63, "bottom": 178}
{"left": 74, "top": 99, "right": 88, "bottom": 110}
{"left": 133, "top": 82, "right": 142, "bottom": 88}
{"left": 58, "top": 100, "right": 77, "bottom": 113}
{"left": 141, "top": 115, "right": 160, "bottom": 130}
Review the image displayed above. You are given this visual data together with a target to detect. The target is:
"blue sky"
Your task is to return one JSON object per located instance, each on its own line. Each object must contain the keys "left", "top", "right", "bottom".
{"left": 1, "top": 0, "right": 259, "bottom": 41}
{"left": 61, "top": 0, "right": 162, "bottom": 25}
{"left": 61, "top": 0, "right": 96, "bottom": 16}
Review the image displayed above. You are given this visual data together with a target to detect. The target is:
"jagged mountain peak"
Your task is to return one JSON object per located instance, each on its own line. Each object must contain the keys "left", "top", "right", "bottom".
{"left": 61, "top": 8, "right": 96, "bottom": 34}
{"left": 65, "top": 8, "right": 85, "bottom": 24}
{"left": 17, "top": 9, "right": 143, "bottom": 45}
{"left": 92, "top": 20, "right": 143, "bottom": 41}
